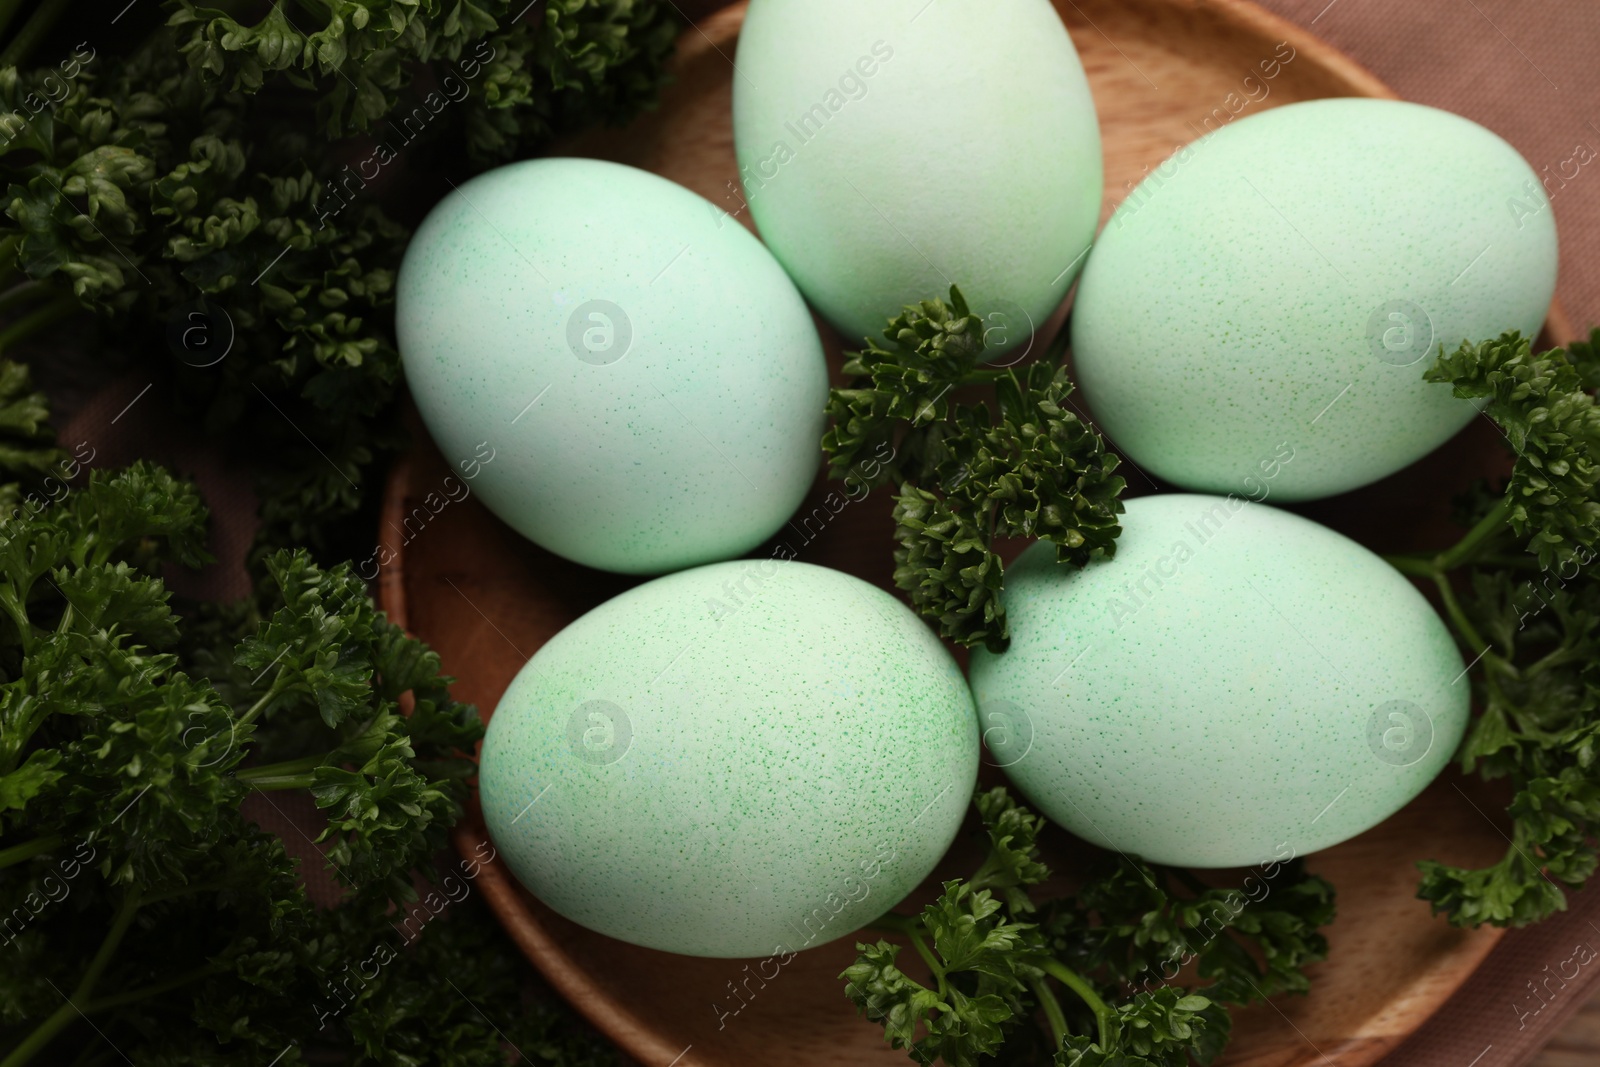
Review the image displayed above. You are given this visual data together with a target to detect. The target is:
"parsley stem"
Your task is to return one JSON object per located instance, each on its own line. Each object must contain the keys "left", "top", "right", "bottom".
{"left": 74, "top": 890, "right": 141, "bottom": 1004}
{"left": 0, "top": 833, "right": 61, "bottom": 869}
{"left": 238, "top": 676, "right": 294, "bottom": 728}
{"left": 81, "top": 962, "right": 226, "bottom": 1013}
{"left": 1435, "top": 498, "right": 1513, "bottom": 572}
{"left": 240, "top": 772, "right": 316, "bottom": 791}
{"left": 1432, "top": 571, "right": 1489, "bottom": 662}
{"left": 1041, "top": 959, "right": 1111, "bottom": 1050}
{"left": 3, "top": 892, "right": 146, "bottom": 1067}
{"left": 0, "top": 0, "right": 71, "bottom": 68}
{"left": 236, "top": 753, "right": 326, "bottom": 782}
{"left": 1383, "top": 554, "right": 1506, "bottom": 674}
{"left": 967, "top": 850, "right": 1009, "bottom": 893}
{"left": 139, "top": 880, "right": 229, "bottom": 907}
{"left": 1470, "top": 554, "right": 1542, "bottom": 572}
{"left": 860, "top": 910, "right": 946, "bottom": 991}
{"left": 0, "top": 587, "right": 32, "bottom": 656}
{"left": 0, "top": 280, "right": 49, "bottom": 317}
{"left": 862, "top": 911, "right": 912, "bottom": 933}
{"left": 0, "top": 0, "right": 25, "bottom": 41}
{"left": 0, "top": 1003, "right": 73, "bottom": 1067}
{"left": 1031, "top": 977, "right": 1069, "bottom": 1049}
{"left": 906, "top": 928, "right": 947, "bottom": 995}
{"left": 0, "top": 294, "right": 79, "bottom": 355}
{"left": 1523, "top": 643, "right": 1583, "bottom": 678}
{"left": 1382, "top": 554, "right": 1438, "bottom": 580}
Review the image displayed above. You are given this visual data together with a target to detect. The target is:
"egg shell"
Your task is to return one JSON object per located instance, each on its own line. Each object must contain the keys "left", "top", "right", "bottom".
{"left": 968, "top": 494, "right": 1469, "bottom": 867}
{"left": 732, "top": 0, "right": 1102, "bottom": 345}
{"left": 1072, "top": 98, "right": 1558, "bottom": 501}
{"left": 396, "top": 158, "right": 828, "bottom": 575}
{"left": 479, "top": 559, "right": 979, "bottom": 958}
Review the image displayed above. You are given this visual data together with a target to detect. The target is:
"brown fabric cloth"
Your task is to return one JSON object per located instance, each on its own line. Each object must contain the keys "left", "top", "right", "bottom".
{"left": 1235, "top": 4, "right": 1600, "bottom": 1064}
{"left": 1253, "top": 0, "right": 1599, "bottom": 333}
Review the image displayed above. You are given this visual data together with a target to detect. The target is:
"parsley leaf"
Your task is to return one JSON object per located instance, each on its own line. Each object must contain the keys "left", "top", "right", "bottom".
{"left": 844, "top": 788, "right": 1334, "bottom": 1066}
{"left": 0, "top": 360, "right": 61, "bottom": 494}
{"left": 0, "top": 0, "right": 677, "bottom": 572}
{"left": 0, "top": 458, "right": 599, "bottom": 1064}
{"left": 824, "top": 287, "right": 1126, "bottom": 651}
{"left": 1425, "top": 332, "right": 1600, "bottom": 572}
{"left": 1397, "top": 329, "right": 1600, "bottom": 927}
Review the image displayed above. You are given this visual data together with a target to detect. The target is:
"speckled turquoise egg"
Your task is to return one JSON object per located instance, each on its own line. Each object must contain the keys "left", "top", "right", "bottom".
{"left": 732, "top": 0, "right": 1101, "bottom": 345}
{"left": 1072, "top": 99, "right": 1558, "bottom": 500}
{"left": 479, "top": 560, "right": 979, "bottom": 957}
{"left": 969, "top": 494, "right": 1468, "bottom": 867}
{"left": 396, "top": 158, "right": 828, "bottom": 575}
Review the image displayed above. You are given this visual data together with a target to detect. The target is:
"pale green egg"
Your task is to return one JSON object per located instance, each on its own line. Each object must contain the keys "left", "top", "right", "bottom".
{"left": 731, "top": 0, "right": 1101, "bottom": 346}
{"left": 479, "top": 560, "right": 979, "bottom": 958}
{"left": 969, "top": 494, "right": 1468, "bottom": 867}
{"left": 396, "top": 158, "right": 828, "bottom": 575}
{"left": 1072, "top": 99, "right": 1558, "bottom": 501}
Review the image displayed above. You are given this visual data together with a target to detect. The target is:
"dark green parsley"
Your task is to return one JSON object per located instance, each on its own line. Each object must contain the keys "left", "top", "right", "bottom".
{"left": 0, "top": 359, "right": 63, "bottom": 511}
{"left": 0, "top": 0, "right": 678, "bottom": 570}
{"left": 824, "top": 287, "right": 1126, "bottom": 651}
{"left": 0, "top": 3, "right": 676, "bottom": 1060}
{"left": 0, "top": 459, "right": 607, "bottom": 1064}
{"left": 843, "top": 789, "right": 1334, "bottom": 1067}
{"left": 1385, "top": 328, "right": 1600, "bottom": 927}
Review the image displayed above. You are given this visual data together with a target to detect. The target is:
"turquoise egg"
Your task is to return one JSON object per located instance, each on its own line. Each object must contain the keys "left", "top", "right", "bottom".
{"left": 396, "top": 158, "right": 828, "bottom": 575}
{"left": 732, "top": 0, "right": 1102, "bottom": 346}
{"left": 1072, "top": 99, "right": 1558, "bottom": 501}
{"left": 479, "top": 560, "right": 979, "bottom": 958}
{"left": 969, "top": 494, "right": 1468, "bottom": 867}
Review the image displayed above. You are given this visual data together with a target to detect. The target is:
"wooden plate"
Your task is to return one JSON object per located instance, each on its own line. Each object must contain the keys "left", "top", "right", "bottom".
{"left": 378, "top": 2, "right": 1574, "bottom": 1065}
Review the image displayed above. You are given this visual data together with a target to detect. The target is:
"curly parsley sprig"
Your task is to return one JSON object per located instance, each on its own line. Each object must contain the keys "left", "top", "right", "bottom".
{"left": 823, "top": 287, "right": 1126, "bottom": 652}
{"left": 168, "top": 0, "right": 676, "bottom": 155}
{"left": 0, "top": 1, "right": 678, "bottom": 571}
{"left": 0, "top": 458, "right": 602, "bottom": 1064}
{"left": 843, "top": 789, "right": 1334, "bottom": 1067}
{"left": 0, "top": 360, "right": 62, "bottom": 513}
{"left": 1383, "top": 329, "right": 1600, "bottom": 927}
